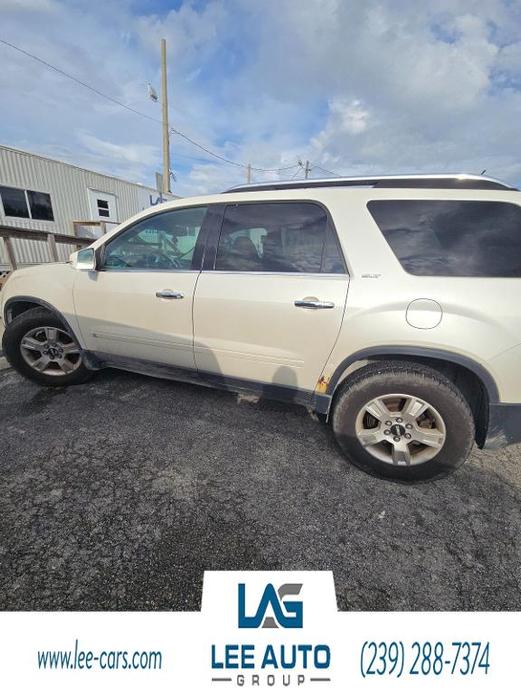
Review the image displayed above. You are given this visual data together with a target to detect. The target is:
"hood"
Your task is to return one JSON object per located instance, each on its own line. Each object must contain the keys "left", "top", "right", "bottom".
{"left": 7, "top": 262, "right": 67, "bottom": 281}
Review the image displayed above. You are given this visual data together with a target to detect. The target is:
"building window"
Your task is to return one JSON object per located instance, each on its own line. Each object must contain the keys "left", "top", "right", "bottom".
{"left": 0, "top": 185, "right": 54, "bottom": 221}
{"left": 0, "top": 186, "right": 30, "bottom": 218}
{"left": 97, "top": 199, "right": 110, "bottom": 217}
{"left": 27, "top": 190, "right": 54, "bottom": 221}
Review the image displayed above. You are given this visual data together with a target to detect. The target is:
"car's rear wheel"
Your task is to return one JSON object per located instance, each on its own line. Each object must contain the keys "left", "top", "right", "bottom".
{"left": 2, "top": 307, "right": 92, "bottom": 386}
{"left": 331, "top": 361, "right": 475, "bottom": 481}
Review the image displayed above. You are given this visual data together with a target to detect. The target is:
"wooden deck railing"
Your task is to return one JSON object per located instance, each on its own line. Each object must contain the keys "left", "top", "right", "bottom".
{"left": 0, "top": 225, "right": 95, "bottom": 272}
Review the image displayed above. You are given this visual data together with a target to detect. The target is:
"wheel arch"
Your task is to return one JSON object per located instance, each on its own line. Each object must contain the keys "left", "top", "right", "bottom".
{"left": 3, "top": 296, "right": 83, "bottom": 349}
{"left": 327, "top": 346, "right": 498, "bottom": 447}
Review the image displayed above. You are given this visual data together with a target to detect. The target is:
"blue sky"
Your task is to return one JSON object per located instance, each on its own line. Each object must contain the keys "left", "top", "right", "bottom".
{"left": 1, "top": 0, "right": 521, "bottom": 195}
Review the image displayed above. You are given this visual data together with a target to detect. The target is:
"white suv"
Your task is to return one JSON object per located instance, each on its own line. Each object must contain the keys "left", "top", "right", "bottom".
{"left": 2, "top": 174, "right": 521, "bottom": 481}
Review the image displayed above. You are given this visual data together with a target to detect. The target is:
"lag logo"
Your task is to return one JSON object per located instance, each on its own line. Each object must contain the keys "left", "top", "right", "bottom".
{"left": 238, "top": 583, "right": 303, "bottom": 629}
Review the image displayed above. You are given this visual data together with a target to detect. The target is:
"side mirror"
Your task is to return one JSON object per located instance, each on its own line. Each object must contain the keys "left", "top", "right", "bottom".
{"left": 70, "top": 247, "right": 97, "bottom": 271}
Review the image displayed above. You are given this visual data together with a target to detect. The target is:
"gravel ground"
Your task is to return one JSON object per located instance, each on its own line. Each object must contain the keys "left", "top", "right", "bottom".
{"left": 0, "top": 366, "right": 520, "bottom": 611}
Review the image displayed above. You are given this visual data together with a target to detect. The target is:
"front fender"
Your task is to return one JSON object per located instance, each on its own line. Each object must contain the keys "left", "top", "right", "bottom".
{"left": 1, "top": 264, "right": 84, "bottom": 348}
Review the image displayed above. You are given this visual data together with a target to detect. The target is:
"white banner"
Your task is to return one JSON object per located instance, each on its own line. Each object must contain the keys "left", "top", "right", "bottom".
{"left": 0, "top": 571, "right": 517, "bottom": 692}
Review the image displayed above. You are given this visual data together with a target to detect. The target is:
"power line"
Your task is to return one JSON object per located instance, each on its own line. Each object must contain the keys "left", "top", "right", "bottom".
{"left": 0, "top": 38, "right": 160, "bottom": 124}
{"left": 312, "top": 164, "right": 342, "bottom": 177}
{"left": 169, "top": 126, "right": 297, "bottom": 173}
{"left": 289, "top": 164, "right": 304, "bottom": 179}
{"left": 0, "top": 37, "right": 299, "bottom": 175}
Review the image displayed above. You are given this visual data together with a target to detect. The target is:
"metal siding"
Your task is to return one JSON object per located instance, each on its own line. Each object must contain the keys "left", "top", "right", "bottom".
{"left": 0, "top": 145, "right": 166, "bottom": 269}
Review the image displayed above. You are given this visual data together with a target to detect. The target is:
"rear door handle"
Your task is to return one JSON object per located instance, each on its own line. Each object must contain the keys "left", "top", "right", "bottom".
{"left": 294, "top": 299, "right": 335, "bottom": 309}
{"left": 156, "top": 289, "right": 184, "bottom": 299}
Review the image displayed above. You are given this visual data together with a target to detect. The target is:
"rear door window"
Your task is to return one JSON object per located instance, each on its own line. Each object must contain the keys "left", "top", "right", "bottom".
{"left": 215, "top": 201, "right": 345, "bottom": 274}
{"left": 368, "top": 200, "right": 521, "bottom": 277}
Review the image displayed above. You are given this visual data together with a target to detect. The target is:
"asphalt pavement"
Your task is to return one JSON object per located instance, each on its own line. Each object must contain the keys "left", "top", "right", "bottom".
{"left": 1, "top": 366, "right": 520, "bottom": 611}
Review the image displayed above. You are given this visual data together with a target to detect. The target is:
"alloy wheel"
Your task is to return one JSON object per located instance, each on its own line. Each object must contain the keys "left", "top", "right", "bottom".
{"left": 355, "top": 393, "right": 446, "bottom": 466}
{"left": 20, "top": 326, "right": 82, "bottom": 377}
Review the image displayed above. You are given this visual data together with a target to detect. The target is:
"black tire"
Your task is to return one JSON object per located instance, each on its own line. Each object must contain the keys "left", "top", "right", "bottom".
{"left": 331, "top": 360, "right": 475, "bottom": 482}
{"left": 2, "top": 307, "right": 92, "bottom": 387}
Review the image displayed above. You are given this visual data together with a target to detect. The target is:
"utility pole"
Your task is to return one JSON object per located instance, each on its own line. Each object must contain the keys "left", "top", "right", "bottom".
{"left": 246, "top": 163, "right": 252, "bottom": 183}
{"left": 160, "top": 38, "right": 171, "bottom": 194}
{"left": 304, "top": 160, "right": 311, "bottom": 179}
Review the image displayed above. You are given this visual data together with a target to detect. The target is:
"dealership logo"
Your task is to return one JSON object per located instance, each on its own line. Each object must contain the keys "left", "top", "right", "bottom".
{"left": 210, "top": 576, "right": 331, "bottom": 686}
{"left": 238, "top": 583, "right": 303, "bottom": 629}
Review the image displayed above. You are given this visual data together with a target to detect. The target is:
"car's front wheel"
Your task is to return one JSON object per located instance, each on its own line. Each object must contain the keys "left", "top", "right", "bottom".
{"left": 331, "top": 361, "right": 475, "bottom": 481}
{"left": 2, "top": 307, "right": 92, "bottom": 386}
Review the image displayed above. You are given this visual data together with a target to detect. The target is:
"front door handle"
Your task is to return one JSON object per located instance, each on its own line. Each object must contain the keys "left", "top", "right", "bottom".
{"left": 156, "top": 289, "right": 184, "bottom": 299}
{"left": 294, "top": 298, "right": 335, "bottom": 309}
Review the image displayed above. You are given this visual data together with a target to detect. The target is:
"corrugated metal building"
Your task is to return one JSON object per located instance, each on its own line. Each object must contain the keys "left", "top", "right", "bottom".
{"left": 0, "top": 144, "right": 175, "bottom": 270}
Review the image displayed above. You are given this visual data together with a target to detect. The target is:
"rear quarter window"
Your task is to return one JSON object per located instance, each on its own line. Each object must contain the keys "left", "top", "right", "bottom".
{"left": 367, "top": 199, "right": 521, "bottom": 277}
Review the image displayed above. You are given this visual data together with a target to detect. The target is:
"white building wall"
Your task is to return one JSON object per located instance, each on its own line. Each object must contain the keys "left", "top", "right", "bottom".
{"left": 0, "top": 145, "right": 174, "bottom": 269}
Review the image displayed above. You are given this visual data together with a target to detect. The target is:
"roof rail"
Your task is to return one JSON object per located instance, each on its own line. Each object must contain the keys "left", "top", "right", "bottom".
{"left": 224, "top": 173, "right": 518, "bottom": 193}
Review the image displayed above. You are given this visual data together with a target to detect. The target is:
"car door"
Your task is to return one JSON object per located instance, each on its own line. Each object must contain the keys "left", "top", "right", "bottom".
{"left": 73, "top": 205, "right": 209, "bottom": 369}
{"left": 193, "top": 200, "right": 349, "bottom": 394}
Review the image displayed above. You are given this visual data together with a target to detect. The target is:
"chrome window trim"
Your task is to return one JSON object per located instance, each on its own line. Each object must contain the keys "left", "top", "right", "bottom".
{"left": 101, "top": 268, "right": 200, "bottom": 274}
{"left": 200, "top": 270, "right": 349, "bottom": 278}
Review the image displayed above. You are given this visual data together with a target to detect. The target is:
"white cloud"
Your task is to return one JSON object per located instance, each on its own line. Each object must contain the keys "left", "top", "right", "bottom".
{"left": 495, "top": 42, "right": 521, "bottom": 77}
{"left": 0, "top": 0, "right": 58, "bottom": 11}
{"left": 77, "top": 132, "right": 158, "bottom": 167}
{"left": 0, "top": 0, "right": 521, "bottom": 195}
{"left": 330, "top": 99, "right": 370, "bottom": 135}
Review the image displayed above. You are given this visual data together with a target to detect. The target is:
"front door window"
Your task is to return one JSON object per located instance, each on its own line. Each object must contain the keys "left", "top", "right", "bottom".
{"left": 103, "top": 206, "right": 208, "bottom": 271}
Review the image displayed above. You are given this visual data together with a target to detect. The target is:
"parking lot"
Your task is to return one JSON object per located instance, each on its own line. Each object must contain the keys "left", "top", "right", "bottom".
{"left": 1, "top": 364, "right": 520, "bottom": 612}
